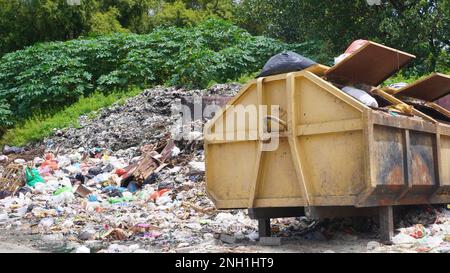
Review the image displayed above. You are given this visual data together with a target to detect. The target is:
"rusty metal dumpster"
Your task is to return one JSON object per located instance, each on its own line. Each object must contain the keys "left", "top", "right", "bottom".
{"left": 204, "top": 41, "right": 450, "bottom": 242}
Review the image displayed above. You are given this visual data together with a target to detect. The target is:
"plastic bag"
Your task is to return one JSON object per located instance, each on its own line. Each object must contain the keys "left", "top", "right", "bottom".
{"left": 342, "top": 86, "right": 379, "bottom": 108}
{"left": 257, "top": 51, "right": 316, "bottom": 77}
{"left": 25, "top": 167, "right": 45, "bottom": 187}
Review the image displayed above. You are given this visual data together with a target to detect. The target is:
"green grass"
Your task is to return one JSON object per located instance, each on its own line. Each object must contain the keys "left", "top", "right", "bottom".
{"left": 383, "top": 73, "right": 421, "bottom": 86}
{"left": 1, "top": 88, "right": 142, "bottom": 147}
{"left": 206, "top": 72, "right": 259, "bottom": 88}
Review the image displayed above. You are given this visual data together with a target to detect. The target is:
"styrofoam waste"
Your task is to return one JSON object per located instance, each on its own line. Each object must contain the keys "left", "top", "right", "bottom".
{"left": 342, "top": 86, "right": 379, "bottom": 108}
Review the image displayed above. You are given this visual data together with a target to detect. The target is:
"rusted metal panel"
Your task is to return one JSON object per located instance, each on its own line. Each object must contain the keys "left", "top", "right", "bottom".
{"left": 325, "top": 41, "right": 415, "bottom": 86}
{"left": 393, "top": 73, "right": 450, "bottom": 102}
{"left": 436, "top": 95, "right": 450, "bottom": 111}
{"left": 373, "top": 125, "right": 405, "bottom": 187}
{"left": 409, "top": 131, "right": 436, "bottom": 187}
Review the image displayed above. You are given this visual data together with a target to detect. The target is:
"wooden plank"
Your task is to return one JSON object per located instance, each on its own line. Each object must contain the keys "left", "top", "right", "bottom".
{"left": 393, "top": 73, "right": 450, "bottom": 101}
{"left": 325, "top": 41, "right": 415, "bottom": 86}
{"left": 296, "top": 118, "right": 363, "bottom": 136}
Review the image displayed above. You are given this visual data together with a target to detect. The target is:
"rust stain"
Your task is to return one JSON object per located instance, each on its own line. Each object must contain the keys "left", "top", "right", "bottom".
{"left": 411, "top": 153, "right": 432, "bottom": 185}
{"left": 385, "top": 166, "right": 403, "bottom": 185}
{"left": 378, "top": 198, "right": 392, "bottom": 206}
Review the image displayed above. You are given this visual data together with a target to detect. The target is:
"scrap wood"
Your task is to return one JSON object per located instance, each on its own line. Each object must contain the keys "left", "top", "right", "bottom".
{"left": 74, "top": 184, "right": 92, "bottom": 198}
{"left": 182, "top": 201, "right": 215, "bottom": 214}
{"left": 386, "top": 103, "right": 414, "bottom": 116}
{"left": 0, "top": 163, "right": 25, "bottom": 192}
{"left": 159, "top": 139, "right": 175, "bottom": 162}
{"left": 122, "top": 140, "right": 175, "bottom": 184}
{"left": 133, "top": 154, "right": 161, "bottom": 183}
{"left": 102, "top": 228, "right": 130, "bottom": 241}
{"left": 130, "top": 223, "right": 160, "bottom": 234}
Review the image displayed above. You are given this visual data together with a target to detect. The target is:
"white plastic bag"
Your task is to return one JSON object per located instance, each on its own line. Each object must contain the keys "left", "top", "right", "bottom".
{"left": 342, "top": 86, "right": 379, "bottom": 108}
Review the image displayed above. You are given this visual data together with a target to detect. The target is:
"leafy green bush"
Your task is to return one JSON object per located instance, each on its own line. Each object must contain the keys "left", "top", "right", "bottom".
{"left": 0, "top": 18, "right": 319, "bottom": 128}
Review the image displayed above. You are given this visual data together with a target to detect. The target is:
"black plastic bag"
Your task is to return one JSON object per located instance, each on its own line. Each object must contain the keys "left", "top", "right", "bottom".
{"left": 257, "top": 51, "right": 316, "bottom": 77}
{"left": 2, "top": 145, "right": 25, "bottom": 155}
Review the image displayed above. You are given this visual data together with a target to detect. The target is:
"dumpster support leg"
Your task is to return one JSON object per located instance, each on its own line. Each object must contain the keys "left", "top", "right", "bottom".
{"left": 258, "top": 218, "right": 271, "bottom": 237}
{"left": 379, "top": 206, "right": 393, "bottom": 244}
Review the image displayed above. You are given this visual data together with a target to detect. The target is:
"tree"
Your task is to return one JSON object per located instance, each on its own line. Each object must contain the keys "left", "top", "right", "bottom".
{"left": 0, "top": 0, "right": 98, "bottom": 55}
{"left": 234, "top": 0, "right": 449, "bottom": 73}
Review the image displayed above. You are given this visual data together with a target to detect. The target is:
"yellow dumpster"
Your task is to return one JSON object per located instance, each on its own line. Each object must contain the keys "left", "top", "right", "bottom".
{"left": 204, "top": 41, "right": 450, "bottom": 242}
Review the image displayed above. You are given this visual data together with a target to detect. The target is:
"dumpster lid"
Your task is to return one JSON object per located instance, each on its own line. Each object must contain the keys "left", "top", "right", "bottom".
{"left": 392, "top": 73, "right": 450, "bottom": 101}
{"left": 325, "top": 41, "right": 415, "bottom": 86}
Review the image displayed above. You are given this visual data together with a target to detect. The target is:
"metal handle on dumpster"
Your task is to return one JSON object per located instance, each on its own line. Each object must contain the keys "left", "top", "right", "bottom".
{"left": 263, "top": 115, "right": 287, "bottom": 133}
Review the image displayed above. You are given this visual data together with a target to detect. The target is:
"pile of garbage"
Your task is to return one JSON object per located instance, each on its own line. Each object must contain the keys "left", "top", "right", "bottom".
{"left": 30, "top": 83, "right": 241, "bottom": 158}
{"left": 0, "top": 139, "right": 261, "bottom": 253}
{"left": 0, "top": 83, "right": 265, "bottom": 253}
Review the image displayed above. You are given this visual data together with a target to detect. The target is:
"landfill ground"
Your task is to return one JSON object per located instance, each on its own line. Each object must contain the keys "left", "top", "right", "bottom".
{"left": 1, "top": 84, "right": 449, "bottom": 253}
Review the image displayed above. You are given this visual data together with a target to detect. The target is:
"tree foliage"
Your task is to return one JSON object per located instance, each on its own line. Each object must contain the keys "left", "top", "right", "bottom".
{"left": 234, "top": 0, "right": 450, "bottom": 74}
{"left": 0, "top": 19, "right": 318, "bottom": 129}
{"left": 0, "top": 0, "right": 236, "bottom": 55}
